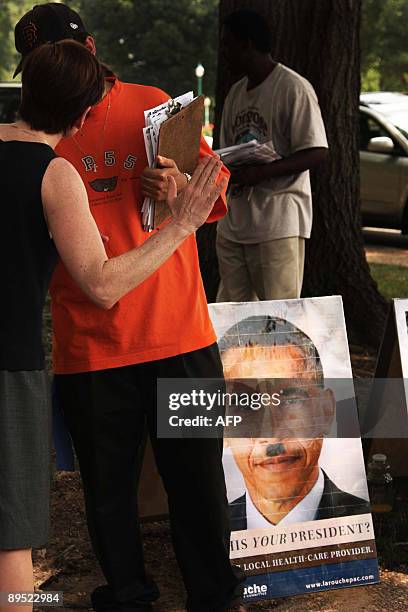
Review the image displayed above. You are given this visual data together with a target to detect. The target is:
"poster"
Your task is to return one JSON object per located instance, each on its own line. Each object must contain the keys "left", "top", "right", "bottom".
{"left": 209, "top": 296, "right": 379, "bottom": 602}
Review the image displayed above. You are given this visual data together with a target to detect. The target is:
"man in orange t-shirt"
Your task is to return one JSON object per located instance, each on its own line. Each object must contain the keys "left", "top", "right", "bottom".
{"left": 14, "top": 4, "right": 245, "bottom": 612}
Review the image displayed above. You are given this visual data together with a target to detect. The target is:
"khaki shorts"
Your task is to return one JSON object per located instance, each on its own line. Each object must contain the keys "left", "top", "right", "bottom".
{"left": 216, "top": 233, "right": 305, "bottom": 302}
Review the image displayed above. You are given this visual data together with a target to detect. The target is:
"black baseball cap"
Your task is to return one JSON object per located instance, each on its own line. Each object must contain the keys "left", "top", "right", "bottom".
{"left": 14, "top": 3, "right": 88, "bottom": 78}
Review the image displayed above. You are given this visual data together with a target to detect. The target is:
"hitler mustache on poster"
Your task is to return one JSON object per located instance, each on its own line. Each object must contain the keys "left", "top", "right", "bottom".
{"left": 208, "top": 296, "right": 379, "bottom": 603}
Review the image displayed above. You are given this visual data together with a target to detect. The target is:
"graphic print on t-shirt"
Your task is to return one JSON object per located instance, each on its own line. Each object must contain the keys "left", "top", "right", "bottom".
{"left": 82, "top": 148, "right": 139, "bottom": 206}
{"left": 82, "top": 150, "right": 114, "bottom": 192}
{"left": 80, "top": 149, "right": 138, "bottom": 195}
{"left": 231, "top": 106, "right": 269, "bottom": 199}
{"left": 232, "top": 106, "right": 268, "bottom": 144}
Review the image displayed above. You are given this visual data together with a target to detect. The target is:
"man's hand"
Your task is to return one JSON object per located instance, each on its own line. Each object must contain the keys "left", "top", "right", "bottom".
{"left": 230, "top": 148, "right": 329, "bottom": 186}
{"left": 141, "top": 155, "right": 188, "bottom": 201}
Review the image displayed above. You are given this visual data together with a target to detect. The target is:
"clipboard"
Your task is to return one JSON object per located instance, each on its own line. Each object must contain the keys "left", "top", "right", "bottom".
{"left": 154, "top": 95, "right": 204, "bottom": 227}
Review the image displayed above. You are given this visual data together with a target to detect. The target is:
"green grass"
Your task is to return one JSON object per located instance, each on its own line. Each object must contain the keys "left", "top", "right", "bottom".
{"left": 369, "top": 263, "right": 408, "bottom": 299}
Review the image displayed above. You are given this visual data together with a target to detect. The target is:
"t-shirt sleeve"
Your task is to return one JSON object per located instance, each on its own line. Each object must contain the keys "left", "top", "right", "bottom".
{"left": 199, "top": 136, "right": 230, "bottom": 223}
{"left": 287, "top": 80, "right": 328, "bottom": 153}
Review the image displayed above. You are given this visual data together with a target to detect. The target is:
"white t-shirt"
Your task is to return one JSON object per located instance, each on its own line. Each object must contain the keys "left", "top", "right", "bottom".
{"left": 217, "top": 63, "right": 328, "bottom": 243}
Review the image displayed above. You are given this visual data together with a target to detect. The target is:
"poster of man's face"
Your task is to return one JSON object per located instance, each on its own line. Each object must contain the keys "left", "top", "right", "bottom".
{"left": 208, "top": 297, "right": 378, "bottom": 601}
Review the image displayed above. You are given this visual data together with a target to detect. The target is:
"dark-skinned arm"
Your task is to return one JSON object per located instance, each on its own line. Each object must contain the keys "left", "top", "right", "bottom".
{"left": 230, "top": 147, "right": 329, "bottom": 186}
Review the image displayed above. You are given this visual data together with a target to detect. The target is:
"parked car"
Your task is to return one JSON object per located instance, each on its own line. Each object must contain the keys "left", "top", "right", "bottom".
{"left": 0, "top": 82, "right": 21, "bottom": 123}
{"left": 360, "top": 92, "right": 408, "bottom": 232}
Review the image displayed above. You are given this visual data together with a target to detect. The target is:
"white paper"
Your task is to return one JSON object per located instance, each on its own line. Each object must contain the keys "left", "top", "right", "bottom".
{"left": 215, "top": 139, "right": 281, "bottom": 166}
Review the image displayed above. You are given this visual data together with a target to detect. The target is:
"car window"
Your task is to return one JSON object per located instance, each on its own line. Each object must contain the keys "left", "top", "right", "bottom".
{"left": 359, "top": 112, "right": 392, "bottom": 151}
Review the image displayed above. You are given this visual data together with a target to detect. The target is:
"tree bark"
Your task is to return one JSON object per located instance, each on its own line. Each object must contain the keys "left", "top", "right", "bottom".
{"left": 197, "top": 0, "right": 388, "bottom": 347}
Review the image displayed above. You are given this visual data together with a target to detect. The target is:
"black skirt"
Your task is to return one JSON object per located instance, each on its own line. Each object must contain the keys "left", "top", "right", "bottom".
{"left": 0, "top": 370, "right": 51, "bottom": 549}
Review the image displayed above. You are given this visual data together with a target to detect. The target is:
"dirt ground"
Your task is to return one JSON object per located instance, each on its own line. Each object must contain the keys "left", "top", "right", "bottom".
{"left": 32, "top": 464, "right": 408, "bottom": 612}
{"left": 32, "top": 241, "right": 408, "bottom": 611}
{"left": 365, "top": 244, "right": 408, "bottom": 268}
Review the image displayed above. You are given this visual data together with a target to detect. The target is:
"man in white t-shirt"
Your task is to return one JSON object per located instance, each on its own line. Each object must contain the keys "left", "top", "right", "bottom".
{"left": 217, "top": 10, "right": 329, "bottom": 301}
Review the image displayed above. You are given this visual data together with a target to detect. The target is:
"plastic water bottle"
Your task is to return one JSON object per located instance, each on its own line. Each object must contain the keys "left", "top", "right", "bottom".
{"left": 367, "top": 453, "right": 394, "bottom": 513}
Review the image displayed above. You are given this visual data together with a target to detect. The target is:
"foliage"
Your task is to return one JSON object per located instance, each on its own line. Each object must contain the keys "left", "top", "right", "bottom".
{"left": 1, "top": 0, "right": 407, "bottom": 97}
{"left": 0, "top": 2, "right": 12, "bottom": 80}
{"left": 71, "top": 0, "right": 219, "bottom": 98}
{"left": 361, "top": 0, "right": 408, "bottom": 92}
{"left": 0, "top": 0, "right": 219, "bottom": 99}
{"left": 0, "top": 0, "right": 33, "bottom": 80}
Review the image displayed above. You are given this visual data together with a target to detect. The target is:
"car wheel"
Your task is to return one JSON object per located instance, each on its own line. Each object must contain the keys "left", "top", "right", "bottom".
{"left": 402, "top": 202, "right": 408, "bottom": 235}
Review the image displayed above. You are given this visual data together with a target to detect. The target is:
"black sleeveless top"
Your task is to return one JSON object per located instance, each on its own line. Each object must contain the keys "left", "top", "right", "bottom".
{"left": 0, "top": 140, "right": 58, "bottom": 370}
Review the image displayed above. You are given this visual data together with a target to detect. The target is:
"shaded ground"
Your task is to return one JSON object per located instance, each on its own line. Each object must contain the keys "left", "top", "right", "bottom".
{"left": 366, "top": 245, "right": 408, "bottom": 268}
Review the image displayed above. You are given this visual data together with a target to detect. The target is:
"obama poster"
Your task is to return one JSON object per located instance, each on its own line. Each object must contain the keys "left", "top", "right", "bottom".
{"left": 209, "top": 296, "right": 379, "bottom": 603}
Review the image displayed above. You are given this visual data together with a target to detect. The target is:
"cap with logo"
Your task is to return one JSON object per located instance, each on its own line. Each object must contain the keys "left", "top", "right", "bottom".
{"left": 14, "top": 3, "right": 88, "bottom": 78}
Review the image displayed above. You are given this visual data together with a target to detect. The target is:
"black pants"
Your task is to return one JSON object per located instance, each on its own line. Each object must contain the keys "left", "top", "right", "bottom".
{"left": 54, "top": 344, "right": 245, "bottom": 612}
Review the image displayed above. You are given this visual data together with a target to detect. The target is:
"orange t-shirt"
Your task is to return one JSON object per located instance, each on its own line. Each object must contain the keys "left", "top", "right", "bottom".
{"left": 50, "top": 78, "right": 228, "bottom": 374}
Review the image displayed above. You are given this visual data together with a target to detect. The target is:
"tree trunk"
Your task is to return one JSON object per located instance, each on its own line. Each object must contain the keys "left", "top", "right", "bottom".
{"left": 198, "top": 0, "right": 388, "bottom": 347}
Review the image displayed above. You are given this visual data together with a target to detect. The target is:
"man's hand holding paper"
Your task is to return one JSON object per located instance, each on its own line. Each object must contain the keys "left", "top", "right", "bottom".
{"left": 215, "top": 139, "right": 281, "bottom": 188}
{"left": 230, "top": 147, "right": 328, "bottom": 187}
{"left": 141, "top": 92, "right": 230, "bottom": 230}
{"left": 141, "top": 155, "right": 188, "bottom": 201}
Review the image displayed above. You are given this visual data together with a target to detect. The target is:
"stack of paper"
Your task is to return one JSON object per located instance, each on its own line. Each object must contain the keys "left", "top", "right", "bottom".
{"left": 215, "top": 139, "right": 281, "bottom": 166}
{"left": 142, "top": 91, "right": 194, "bottom": 231}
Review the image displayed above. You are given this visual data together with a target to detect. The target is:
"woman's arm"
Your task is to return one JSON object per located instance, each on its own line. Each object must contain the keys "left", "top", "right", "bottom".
{"left": 42, "top": 155, "right": 225, "bottom": 309}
